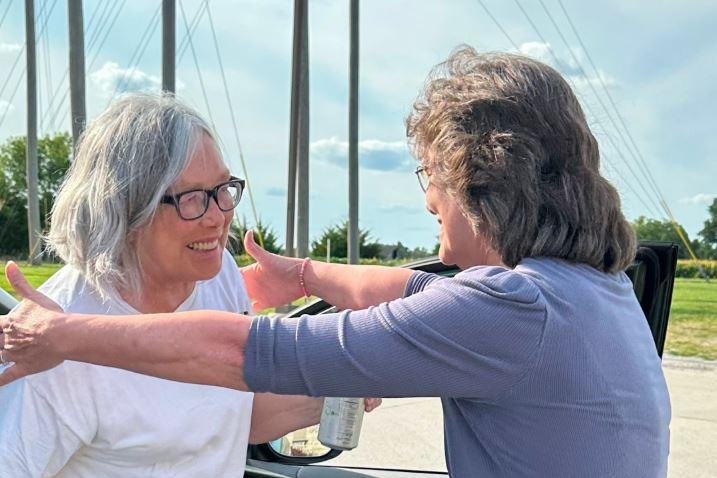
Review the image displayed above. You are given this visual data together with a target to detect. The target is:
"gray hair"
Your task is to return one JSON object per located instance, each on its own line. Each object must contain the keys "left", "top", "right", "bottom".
{"left": 46, "top": 92, "right": 216, "bottom": 297}
{"left": 407, "top": 46, "right": 636, "bottom": 273}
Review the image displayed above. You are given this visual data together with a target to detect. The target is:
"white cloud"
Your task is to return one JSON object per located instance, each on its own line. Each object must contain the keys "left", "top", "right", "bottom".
{"left": 518, "top": 41, "right": 616, "bottom": 90}
{"left": 0, "top": 99, "right": 14, "bottom": 117}
{"left": 0, "top": 43, "right": 22, "bottom": 54}
{"left": 310, "top": 137, "right": 412, "bottom": 172}
{"left": 679, "top": 193, "right": 717, "bottom": 205}
{"left": 519, "top": 42, "right": 554, "bottom": 64}
{"left": 89, "top": 62, "right": 161, "bottom": 97}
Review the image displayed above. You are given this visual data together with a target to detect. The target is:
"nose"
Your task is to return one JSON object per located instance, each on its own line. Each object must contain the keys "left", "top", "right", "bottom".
{"left": 199, "top": 196, "right": 226, "bottom": 227}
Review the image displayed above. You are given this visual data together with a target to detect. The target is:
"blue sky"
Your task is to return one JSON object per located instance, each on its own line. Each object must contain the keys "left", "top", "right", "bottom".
{"left": 1, "top": 0, "right": 715, "bottom": 251}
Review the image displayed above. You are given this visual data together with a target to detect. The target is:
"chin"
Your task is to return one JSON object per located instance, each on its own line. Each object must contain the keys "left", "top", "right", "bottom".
{"left": 194, "top": 262, "right": 223, "bottom": 281}
{"left": 438, "top": 248, "right": 454, "bottom": 267}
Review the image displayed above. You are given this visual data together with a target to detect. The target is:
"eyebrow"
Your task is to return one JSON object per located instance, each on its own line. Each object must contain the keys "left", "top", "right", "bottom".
{"left": 171, "top": 171, "right": 233, "bottom": 193}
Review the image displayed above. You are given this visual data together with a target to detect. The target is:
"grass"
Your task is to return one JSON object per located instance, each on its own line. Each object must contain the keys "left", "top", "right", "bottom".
{"left": 664, "top": 278, "right": 717, "bottom": 360}
{"left": 0, "top": 261, "right": 63, "bottom": 297}
{"left": 1, "top": 261, "right": 715, "bottom": 360}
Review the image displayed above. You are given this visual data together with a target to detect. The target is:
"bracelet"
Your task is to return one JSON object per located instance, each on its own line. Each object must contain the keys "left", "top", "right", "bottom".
{"left": 299, "top": 257, "right": 311, "bottom": 298}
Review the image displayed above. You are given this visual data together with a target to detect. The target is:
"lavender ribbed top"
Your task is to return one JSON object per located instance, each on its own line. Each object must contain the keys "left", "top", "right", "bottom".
{"left": 245, "top": 257, "right": 670, "bottom": 477}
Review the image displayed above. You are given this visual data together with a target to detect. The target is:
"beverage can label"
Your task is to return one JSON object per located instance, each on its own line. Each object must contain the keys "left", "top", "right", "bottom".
{"left": 317, "top": 397, "right": 365, "bottom": 450}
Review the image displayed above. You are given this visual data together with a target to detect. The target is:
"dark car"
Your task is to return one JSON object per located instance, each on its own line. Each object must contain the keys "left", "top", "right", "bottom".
{"left": 0, "top": 242, "right": 678, "bottom": 477}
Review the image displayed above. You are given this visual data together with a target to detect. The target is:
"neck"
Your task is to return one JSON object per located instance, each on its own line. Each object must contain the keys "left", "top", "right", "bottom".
{"left": 119, "top": 279, "right": 195, "bottom": 314}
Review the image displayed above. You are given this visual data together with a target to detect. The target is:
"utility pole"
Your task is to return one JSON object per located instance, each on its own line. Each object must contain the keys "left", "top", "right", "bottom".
{"left": 296, "top": 0, "right": 310, "bottom": 259}
{"left": 287, "top": 0, "right": 310, "bottom": 257}
{"left": 162, "top": 0, "right": 175, "bottom": 92}
{"left": 347, "top": 0, "right": 359, "bottom": 264}
{"left": 68, "top": 0, "right": 86, "bottom": 151}
{"left": 25, "top": 0, "right": 41, "bottom": 264}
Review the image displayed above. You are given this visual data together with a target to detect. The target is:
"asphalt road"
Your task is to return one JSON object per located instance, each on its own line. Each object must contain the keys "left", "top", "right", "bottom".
{"left": 325, "top": 355, "right": 717, "bottom": 477}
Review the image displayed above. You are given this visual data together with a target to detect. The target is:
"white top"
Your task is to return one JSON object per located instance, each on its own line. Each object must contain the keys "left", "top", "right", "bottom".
{"left": 0, "top": 250, "right": 254, "bottom": 478}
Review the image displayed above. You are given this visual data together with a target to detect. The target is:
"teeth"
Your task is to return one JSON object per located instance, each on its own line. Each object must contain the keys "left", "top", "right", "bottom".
{"left": 188, "top": 240, "right": 218, "bottom": 251}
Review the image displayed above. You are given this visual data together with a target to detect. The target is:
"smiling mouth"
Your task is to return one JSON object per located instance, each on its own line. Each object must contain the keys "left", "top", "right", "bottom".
{"left": 187, "top": 239, "right": 219, "bottom": 251}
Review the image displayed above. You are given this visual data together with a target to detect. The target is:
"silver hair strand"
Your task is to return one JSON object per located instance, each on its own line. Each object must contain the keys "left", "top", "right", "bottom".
{"left": 46, "top": 92, "right": 217, "bottom": 298}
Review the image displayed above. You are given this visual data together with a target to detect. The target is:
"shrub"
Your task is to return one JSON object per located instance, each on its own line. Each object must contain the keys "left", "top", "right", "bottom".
{"left": 676, "top": 260, "right": 717, "bottom": 279}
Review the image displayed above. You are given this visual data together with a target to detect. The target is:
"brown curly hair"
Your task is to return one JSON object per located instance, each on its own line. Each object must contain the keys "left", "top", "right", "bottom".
{"left": 406, "top": 46, "right": 635, "bottom": 272}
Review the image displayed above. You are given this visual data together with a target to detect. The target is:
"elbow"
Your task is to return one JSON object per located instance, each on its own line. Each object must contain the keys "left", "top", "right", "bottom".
{"left": 248, "top": 431, "right": 266, "bottom": 445}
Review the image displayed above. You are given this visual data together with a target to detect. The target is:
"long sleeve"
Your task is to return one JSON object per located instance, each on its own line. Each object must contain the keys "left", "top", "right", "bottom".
{"left": 403, "top": 270, "right": 445, "bottom": 296}
{"left": 245, "top": 266, "right": 548, "bottom": 400}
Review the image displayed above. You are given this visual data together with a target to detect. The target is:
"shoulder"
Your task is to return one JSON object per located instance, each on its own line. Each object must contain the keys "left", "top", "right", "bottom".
{"left": 442, "top": 265, "right": 544, "bottom": 305}
{"left": 36, "top": 265, "right": 108, "bottom": 313}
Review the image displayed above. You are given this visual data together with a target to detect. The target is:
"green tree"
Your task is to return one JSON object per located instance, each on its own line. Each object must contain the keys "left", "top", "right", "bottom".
{"left": 432, "top": 242, "right": 440, "bottom": 255}
{"left": 0, "top": 133, "right": 71, "bottom": 256}
{"left": 228, "top": 216, "right": 282, "bottom": 255}
{"left": 311, "top": 220, "right": 381, "bottom": 259}
{"left": 698, "top": 198, "right": 717, "bottom": 259}
{"left": 631, "top": 216, "right": 692, "bottom": 259}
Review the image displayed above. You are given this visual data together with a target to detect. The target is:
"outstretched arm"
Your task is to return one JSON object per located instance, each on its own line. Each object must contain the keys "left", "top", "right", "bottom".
{"left": 241, "top": 231, "right": 413, "bottom": 311}
{"left": 1, "top": 262, "right": 251, "bottom": 389}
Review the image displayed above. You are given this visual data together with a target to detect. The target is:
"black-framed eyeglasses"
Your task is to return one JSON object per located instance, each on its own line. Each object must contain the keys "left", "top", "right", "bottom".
{"left": 160, "top": 176, "right": 246, "bottom": 220}
{"left": 414, "top": 165, "right": 430, "bottom": 193}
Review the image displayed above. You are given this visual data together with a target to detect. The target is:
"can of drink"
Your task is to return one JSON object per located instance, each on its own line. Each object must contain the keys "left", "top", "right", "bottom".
{"left": 317, "top": 397, "right": 365, "bottom": 450}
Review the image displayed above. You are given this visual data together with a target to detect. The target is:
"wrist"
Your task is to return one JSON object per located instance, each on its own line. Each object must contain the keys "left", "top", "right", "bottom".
{"left": 48, "top": 311, "right": 77, "bottom": 359}
{"left": 298, "top": 257, "right": 312, "bottom": 297}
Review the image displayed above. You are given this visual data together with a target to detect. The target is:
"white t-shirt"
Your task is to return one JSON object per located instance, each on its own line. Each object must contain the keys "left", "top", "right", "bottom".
{"left": 0, "top": 250, "right": 254, "bottom": 478}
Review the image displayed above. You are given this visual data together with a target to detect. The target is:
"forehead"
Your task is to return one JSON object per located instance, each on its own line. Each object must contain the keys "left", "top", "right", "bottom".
{"left": 173, "top": 134, "right": 230, "bottom": 189}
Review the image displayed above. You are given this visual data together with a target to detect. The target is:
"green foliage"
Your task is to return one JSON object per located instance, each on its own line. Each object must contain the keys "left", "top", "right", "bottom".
{"left": 228, "top": 216, "right": 282, "bottom": 255}
{"left": 697, "top": 198, "right": 717, "bottom": 259}
{"left": 631, "top": 216, "right": 692, "bottom": 259}
{"left": 675, "top": 260, "right": 717, "bottom": 279}
{"left": 310, "top": 220, "right": 382, "bottom": 259}
{"left": 0, "top": 134, "right": 72, "bottom": 256}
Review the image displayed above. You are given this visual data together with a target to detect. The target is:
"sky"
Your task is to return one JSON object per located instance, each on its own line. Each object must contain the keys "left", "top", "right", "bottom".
{"left": 1, "top": 0, "right": 715, "bottom": 251}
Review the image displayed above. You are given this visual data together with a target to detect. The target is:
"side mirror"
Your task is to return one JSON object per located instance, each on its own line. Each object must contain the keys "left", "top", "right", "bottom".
{"left": 268, "top": 425, "right": 331, "bottom": 458}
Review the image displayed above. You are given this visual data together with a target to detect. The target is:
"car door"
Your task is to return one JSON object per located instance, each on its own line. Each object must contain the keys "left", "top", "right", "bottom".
{"left": 244, "top": 241, "right": 679, "bottom": 478}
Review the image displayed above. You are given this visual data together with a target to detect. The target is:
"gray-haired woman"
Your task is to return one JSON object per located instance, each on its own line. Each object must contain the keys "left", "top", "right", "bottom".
{"left": 0, "top": 93, "right": 378, "bottom": 478}
{"left": 2, "top": 47, "right": 670, "bottom": 477}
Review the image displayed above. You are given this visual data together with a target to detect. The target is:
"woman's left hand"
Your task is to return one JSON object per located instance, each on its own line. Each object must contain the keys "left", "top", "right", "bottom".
{"left": 0, "top": 262, "right": 66, "bottom": 386}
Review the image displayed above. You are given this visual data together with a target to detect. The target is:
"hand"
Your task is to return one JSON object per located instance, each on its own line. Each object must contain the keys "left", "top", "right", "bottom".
{"left": 364, "top": 397, "right": 382, "bottom": 413}
{"left": 240, "top": 230, "right": 306, "bottom": 310}
{"left": 0, "top": 262, "right": 65, "bottom": 386}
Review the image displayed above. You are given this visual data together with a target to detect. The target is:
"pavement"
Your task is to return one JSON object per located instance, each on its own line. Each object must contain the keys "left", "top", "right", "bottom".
{"left": 662, "top": 355, "right": 717, "bottom": 478}
{"left": 326, "top": 355, "right": 717, "bottom": 477}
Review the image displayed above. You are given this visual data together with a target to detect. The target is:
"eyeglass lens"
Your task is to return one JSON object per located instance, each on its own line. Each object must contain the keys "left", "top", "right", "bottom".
{"left": 416, "top": 168, "right": 429, "bottom": 192}
{"left": 177, "top": 183, "right": 242, "bottom": 219}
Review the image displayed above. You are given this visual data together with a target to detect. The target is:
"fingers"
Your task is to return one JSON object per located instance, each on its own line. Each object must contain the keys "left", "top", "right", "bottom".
{"left": 5, "top": 262, "right": 41, "bottom": 304}
{"left": 0, "top": 364, "right": 25, "bottom": 387}
{"left": 243, "top": 230, "right": 263, "bottom": 260}
{"left": 3, "top": 336, "right": 33, "bottom": 350}
{"left": 0, "top": 347, "right": 15, "bottom": 363}
{"left": 5, "top": 261, "right": 31, "bottom": 298}
{"left": 5, "top": 262, "right": 62, "bottom": 312}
